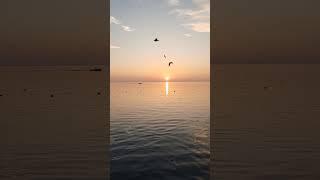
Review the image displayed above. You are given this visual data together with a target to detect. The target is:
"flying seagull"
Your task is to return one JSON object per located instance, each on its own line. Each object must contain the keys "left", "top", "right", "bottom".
{"left": 164, "top": 54, "right": 166, "bottom": 59}
{"left": 169, "top": 62, "right": 173, "bottom": 67}
{"left": 154, "top": 38, "right": 159, "bottom": 42}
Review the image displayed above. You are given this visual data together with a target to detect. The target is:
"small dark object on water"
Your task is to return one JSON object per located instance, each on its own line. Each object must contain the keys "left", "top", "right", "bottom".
{"left": 90, "top": 68, "right": 102, "bottom": 72}
{"left": 0, "top": 94, "right": 3, "bottom": 97}
{"left": 50, "top": 94, "right": 54, "bottom": 98}
{"left": 138, "top": 82, "right": 143, "bottom": 85}
{"left": 97, "top": 92, "right": 101, "bottom": 95}
{"left": 154, "top": 38, "right": 159, "bottom": 42}
{"left": 23, "top": 88, "right": 27, "bottom": 92}
{"left": 264, "top": 86, "right": 272, "bottom": 91}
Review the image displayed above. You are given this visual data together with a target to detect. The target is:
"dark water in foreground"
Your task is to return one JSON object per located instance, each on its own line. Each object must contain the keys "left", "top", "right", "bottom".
{"left": 0, "top": 67, "right": 108, "bottom": 179}
{"left": 111, "top": 82, "right": 210, "bottom": 180}
{"left": 212, "top": 64, "right": 320, "bottom": 180}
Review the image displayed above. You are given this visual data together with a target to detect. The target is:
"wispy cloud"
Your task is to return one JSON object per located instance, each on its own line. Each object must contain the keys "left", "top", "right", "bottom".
{"left": 182, "top": 23, "right": 210, "bottom": 32}
{"left": 169, "top": 8, "right": 209, "bottom": 20}
{"left": 168, "top": 0, "right": 210, "bottom": 32}
{"left": 110, "top": 16, "right": 135, "bottom": 32}
{"left": 184, "top": 33, "right": 192, "bottom": 37}
{"left": 110, "top": 16, "right": 121, "bottom": 25}
{"left": 166, "top": 0, "right": 180, "bottom": 6}
{"left": 111, "top": 44, "right": 120, "bottom": 49}
{"left": 121, "top": 25, "right": 135, "bottom": 32}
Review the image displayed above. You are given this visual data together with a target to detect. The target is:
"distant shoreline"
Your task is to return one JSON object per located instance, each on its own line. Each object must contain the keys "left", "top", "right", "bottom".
{"left": 0, "top": 65, "right": 105, "bottom": 72}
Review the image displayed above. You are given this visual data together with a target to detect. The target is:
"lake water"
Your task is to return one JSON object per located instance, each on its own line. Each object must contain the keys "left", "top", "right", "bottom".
{"left": 0, "top": 66, "right": 108, "bottom": 179}
{"left": 212, "top": 64, "right": 320, "bottom": 180}
{"left": 111, "top": 82, "right": 210, "bottom": 180}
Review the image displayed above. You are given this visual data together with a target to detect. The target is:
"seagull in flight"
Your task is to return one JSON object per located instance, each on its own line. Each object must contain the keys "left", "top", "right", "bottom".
{"left": 169, "top": 62, "right": 173, "bottom": 67}
{"left": 154, "top": 38, "right": 159, "bottom": 42}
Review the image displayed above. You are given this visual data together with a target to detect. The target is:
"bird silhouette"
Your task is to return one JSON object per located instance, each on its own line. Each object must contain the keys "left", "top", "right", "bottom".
{"left": 164, "top": 54, "right": 166, "bottom": 59}
{"left": 154, "top": 38, "right": 159, "bottom": 42}
{"left": 169, "top": 62, "right": 173, "bottom": 67}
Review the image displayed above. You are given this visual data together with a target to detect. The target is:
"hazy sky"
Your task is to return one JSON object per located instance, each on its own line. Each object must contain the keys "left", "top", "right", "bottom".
{"left": 3, "top": 0, "right": 317, "bottom": 69}
{"left": 0, "top": 0, "right": 106, "bottom": 66}
{"left": 110, "top": 0, "right": 210, "bottom": 82}
{"left": 214, "top": 0, "right": 320, "bottom": 63}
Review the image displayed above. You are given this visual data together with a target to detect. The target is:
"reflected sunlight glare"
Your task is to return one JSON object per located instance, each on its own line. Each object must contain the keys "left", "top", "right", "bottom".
{"left": 165, "top": 81, "right": 169, "bottom": 96}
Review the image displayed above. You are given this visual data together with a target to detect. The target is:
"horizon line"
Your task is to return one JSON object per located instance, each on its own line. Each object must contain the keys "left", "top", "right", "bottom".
{"left": 110, "top": 80, "right": 210, "bottom": 83}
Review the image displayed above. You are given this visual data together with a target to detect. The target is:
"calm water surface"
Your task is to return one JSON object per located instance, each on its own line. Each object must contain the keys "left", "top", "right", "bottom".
{"left": 212, "top": 65, "right": 320, "bottom": 180}
{"left": 111, "top": 82, "right": 210, "bottom": 180}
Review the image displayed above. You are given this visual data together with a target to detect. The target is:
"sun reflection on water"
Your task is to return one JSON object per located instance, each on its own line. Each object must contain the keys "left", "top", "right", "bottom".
{"left": 165, "top": 81, "right": 169, "bottom": 96}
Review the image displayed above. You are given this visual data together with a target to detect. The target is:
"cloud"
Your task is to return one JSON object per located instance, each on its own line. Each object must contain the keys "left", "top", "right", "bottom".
{"left": 169, "top": 8, "right": 209, "bottom": 20}
{"left": 121, "top": 25, "right": 135, "bottom": 32}
{"left": 182, "top": 23, "right": 210, "bottom": 32}
{"left": 110, "top": 16, "right": 121, "bottom": 25}
{"left": 111, "top": 45, "right": 120, "bottom": 49}
{"left": 168, "top": 0, "right": 210, "bottom": 33}
{"left": 110, "top": 16, "right": 135, "bottom": 32}
{"left": 184, "top": 33, "right": 192, "bottom": 37}
{"left": 166, "top": 0, "right": 180, "bottom": 6}
{"left": 192, "top": 0, "right": 209, "bottom": 6}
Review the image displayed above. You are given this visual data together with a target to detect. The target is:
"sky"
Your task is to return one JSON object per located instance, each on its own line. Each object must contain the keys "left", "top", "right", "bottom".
{"left": 0, "top": 0, "right": 106, "bottom": 66}
{"left": 214, "top": 0, "right": 320, "bottom": 63}
{"left": 110, "top": 0, "right": 210, "bottom": 82}
{"left": 2, "top": 0, "right": 319, "bottom": 68}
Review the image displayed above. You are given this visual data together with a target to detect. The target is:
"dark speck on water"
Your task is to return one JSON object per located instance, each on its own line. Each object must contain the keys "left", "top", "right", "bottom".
{"left": 264, "top": 86, "right": 273, "bottom": 91}
{"left": 90, "top": 68, "right": 102, "bottom": 72}
{"left": 50, "top": 94, "right": 54, "bottom": 98}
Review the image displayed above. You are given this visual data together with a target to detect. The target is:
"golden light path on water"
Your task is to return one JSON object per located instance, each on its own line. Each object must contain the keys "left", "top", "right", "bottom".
{"left": 165, "top": 81, "right": 169, "bottom": 96}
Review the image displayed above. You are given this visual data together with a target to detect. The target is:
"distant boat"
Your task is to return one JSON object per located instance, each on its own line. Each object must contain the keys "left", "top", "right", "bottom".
{"left": 138, "top": 82, "right": 143, "bottom": 84}
{"left": 90, "top": 68, "right": 102, "bottom": 72}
